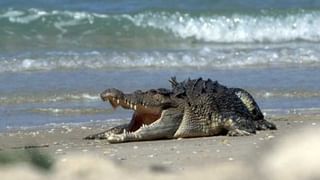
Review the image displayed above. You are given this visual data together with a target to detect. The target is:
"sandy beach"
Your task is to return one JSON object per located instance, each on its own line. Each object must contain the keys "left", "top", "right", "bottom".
{"left": 1, "top": 114, "right": 320, "bottom": 180}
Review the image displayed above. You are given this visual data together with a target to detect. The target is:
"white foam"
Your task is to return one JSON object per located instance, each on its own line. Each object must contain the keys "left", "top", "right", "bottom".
{"left": 31, "top": 107, "right": 106, "bottom": 115}
{"left": 255, "top": 90, "right": 320, "bottom": 99}
{"left": 21, "top": 59, "right": 35, "bottom": 69}
{"left": 0, "top": 93, "right": 100, "bottom": 105}
{"left": 2, "top": 9, "right": 320, "bottom": 42}
{"left": 1, "top": 46, "right": 320, "bottom": 73}
{"left": 80, "top": 94, "right": 100, "bottom": 100}
{"left": 126, "top": 11, "right": 320, "bottom": 43}
{"left": 0, "top": 10, "right": 24, "bottom": 18}
{"left": 4, "top": 9, "right": 48, "bottom": 24}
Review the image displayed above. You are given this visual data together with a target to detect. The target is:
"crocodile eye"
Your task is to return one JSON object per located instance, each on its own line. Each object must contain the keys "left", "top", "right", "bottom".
{"left": 149, "top": 89, "right": 157, "bottom": 94}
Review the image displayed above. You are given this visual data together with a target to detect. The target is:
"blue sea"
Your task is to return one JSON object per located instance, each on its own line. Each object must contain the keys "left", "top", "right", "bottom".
{"left": 1, "top": 0, "right": 320, "bottom": 131}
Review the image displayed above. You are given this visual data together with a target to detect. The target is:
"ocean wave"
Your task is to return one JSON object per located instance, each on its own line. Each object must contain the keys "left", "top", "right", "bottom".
{"left": 127, "top": 10, "right": 320, "bottom": 43}
{"left": 30, "top": 107, "right": 108, "bottom": 115}
{"left": 1, "top": 8, "right": 320, "bottom": 46}
{"left": 253, "top": 90, "right": 320, "bottom": 99}
{"left": 264, "top": 107, "right": 320, "bottom": 115}
{"left": 0, "top": 93, "right": 100, "bottom": 105}
{"left": 1, "top": 45, "right": 320, "bottom": 72}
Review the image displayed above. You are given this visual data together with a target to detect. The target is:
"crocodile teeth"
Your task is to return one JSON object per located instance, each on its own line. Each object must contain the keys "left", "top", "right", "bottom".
{"left": 130, "top": 104, "right": 133, "bottom": 109}
{"left": 141, "top": 124, "right": 150, "bottom": 128}
{"left": 123, "top": 129, "right": 132, "bottom": 135}
{"left": 133, "top": 105, "right": 137, "bottom": 110}
{"left": 116, "top": 99, "right": 120, "bottom": 104}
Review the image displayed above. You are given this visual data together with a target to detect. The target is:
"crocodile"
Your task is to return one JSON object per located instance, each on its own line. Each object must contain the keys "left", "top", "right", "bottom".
{"left": 84, "top": 77, "right": 276, "bottom": 143}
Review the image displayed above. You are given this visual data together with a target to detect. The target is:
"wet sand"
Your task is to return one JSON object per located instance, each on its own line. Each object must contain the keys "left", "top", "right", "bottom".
{"left": 0, "top": 114, "right": 320, "bottom": 179}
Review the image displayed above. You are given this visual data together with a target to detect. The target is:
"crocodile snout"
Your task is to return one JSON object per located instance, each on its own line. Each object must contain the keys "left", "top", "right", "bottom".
{"left": 100, "top": 88, "right": 124, "bottom": 101}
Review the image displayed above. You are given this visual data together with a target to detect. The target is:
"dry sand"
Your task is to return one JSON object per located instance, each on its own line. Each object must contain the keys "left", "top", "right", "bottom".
{"left": 0, "top": 114, "right": 320, "bottom": 180}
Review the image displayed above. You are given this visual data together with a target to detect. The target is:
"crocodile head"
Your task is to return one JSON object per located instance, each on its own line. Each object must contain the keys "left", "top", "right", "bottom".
{"left": 100, "top": 88, "right": 180, "bottom": 132}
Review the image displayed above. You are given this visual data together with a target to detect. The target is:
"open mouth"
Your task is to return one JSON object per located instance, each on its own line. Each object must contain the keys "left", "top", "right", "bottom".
{"left": 102, "top": 92, "right": 163, "bottom": 132}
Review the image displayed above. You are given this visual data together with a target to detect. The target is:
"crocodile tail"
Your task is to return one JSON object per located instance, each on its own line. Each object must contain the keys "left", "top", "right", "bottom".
{"left": 232, "top": 88, "right": 277, "bottom": 130}
{"left": 232, "top": 88, "right": 264, "bottom": 120}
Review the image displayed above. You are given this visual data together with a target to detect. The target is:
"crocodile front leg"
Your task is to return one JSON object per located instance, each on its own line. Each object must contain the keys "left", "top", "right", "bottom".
{"left": 107, "top": 109, "right": 183, "bottom": 143}
{"left": 83, "top": 123, "right": 129, "bottom": 140}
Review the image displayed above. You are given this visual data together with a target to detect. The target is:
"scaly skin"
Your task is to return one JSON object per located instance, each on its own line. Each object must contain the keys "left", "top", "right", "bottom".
{"left": 84, "top": 77, "right": 276, "bottom": 143}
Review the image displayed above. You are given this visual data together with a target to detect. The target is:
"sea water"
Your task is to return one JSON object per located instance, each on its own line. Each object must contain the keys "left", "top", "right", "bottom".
{"left": 1, "top": 0, "right": 320, "bottom": 131}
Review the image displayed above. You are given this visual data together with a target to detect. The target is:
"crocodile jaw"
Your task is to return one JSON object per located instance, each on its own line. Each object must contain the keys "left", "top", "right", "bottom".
{"left": 107, "top": 109, "right": 183, "bottom": 143}
{"left": 99, "top": 88, "right": 183, "bottom": 143}
{"left": 102, "top": 90, "right": 169, "bottom": 132}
